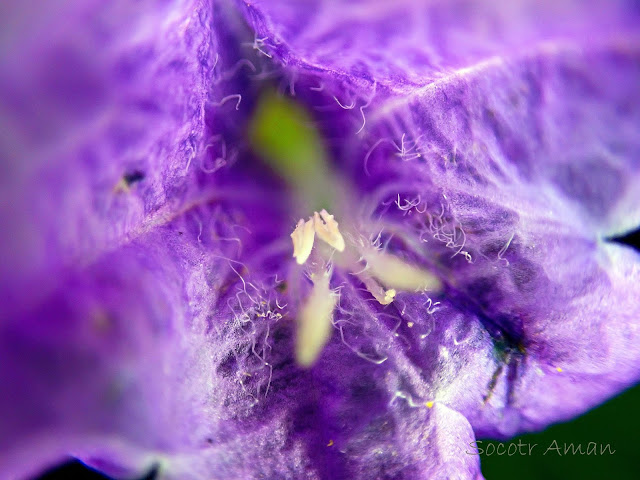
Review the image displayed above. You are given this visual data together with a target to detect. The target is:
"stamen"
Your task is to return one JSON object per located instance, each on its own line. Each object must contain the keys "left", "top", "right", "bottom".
{"left": 363, "top": 250, "right": 441, "bottom": 292}
{"left": 313, "top": 209, "right": 346, "bottom": 252}
{"left": 357, "top": 273, "right": 396, "bottom": 305}
{"left": 290, "top": 210, "right": 345, "bottom": 265}
{"left": 291, "top": 218, "right": 315, "bottom": 264}
{"left": 384, "top": 289, "right": 397, "bottom": 303}
{"left": 296, "top": 272, "right": 337, "bottom": 367}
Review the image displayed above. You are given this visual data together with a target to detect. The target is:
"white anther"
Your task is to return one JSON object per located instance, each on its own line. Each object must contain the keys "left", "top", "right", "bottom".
{"left": 290, "top": 210, "right": 345, "bottom": 265}
{"left": 313, "top": 209, "right": 345, "bottom": 252}
{"left": 291, "top": 218, "right": 315, "bottom": 265}
{"left": 383, "top": 289, "right": 396, "bottom": 304}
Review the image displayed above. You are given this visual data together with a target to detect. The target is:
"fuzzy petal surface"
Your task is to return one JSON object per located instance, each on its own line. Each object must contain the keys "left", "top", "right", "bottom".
{"left": 1, "top": 1, "right": 640, "bottom": 480}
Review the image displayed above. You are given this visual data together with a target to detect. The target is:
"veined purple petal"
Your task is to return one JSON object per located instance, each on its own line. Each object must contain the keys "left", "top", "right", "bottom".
{"left": 238, "top": 0, "right": 639, "bottom": 91}
{"left": 0, "top": 0, "right": 216, "bottom": 304}
{"left": 0, "top": 0, "right": 218, "bottom": 477}
{"left": 2, "top": 0, "right": 640, "bottom": 479}
{"left": 0, "top": 192, "right": 289, "bottom": 479}
{"left": 239, "top": 0, "right": 640, "bottom": 433}
{"left": 355, "top": 44, "right": 640, "bottom": 435}
{"left": 234, "top": 0, "right": 640, "bottom": 457}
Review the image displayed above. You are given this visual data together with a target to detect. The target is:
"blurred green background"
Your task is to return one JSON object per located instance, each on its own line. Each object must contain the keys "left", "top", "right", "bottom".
{"left": 479, "top": 382, "right": 640, "bottom": 479}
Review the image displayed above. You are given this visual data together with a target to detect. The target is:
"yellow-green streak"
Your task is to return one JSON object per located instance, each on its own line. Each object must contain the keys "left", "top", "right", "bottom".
{"left": 248, "top": 90, "right": 337, "bottom": 212}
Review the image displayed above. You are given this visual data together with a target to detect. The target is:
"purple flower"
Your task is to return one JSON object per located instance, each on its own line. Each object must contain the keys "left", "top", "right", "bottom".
{"left": 1, "top": 1, "right": 639, "bottom": 479}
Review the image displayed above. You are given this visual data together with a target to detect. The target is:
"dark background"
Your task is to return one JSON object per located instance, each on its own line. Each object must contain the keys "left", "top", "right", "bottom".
{"left": 32, "top": 232, "right": 640, "bottom": 480}
{"left": 479, "top": 382, "right": 640, "bottom": 479}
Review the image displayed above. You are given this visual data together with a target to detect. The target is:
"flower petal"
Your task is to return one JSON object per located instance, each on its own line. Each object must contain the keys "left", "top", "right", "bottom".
{"left": 0, "top": 189, "right": 291, "bottom": 479}
{"left": 178, "top": 271, "right": 486, "bottom": 479}
{"left": 358, "top": 43, "right": 640, "bottom": 435}
{"left": 238, "top": 0, "right": 639, "bottom": 90}
{"left": 244, "top": 0, "right": 640, "bottom": 437}
{"left": 0, "top": 0, "right": 216, "bottom": 301}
